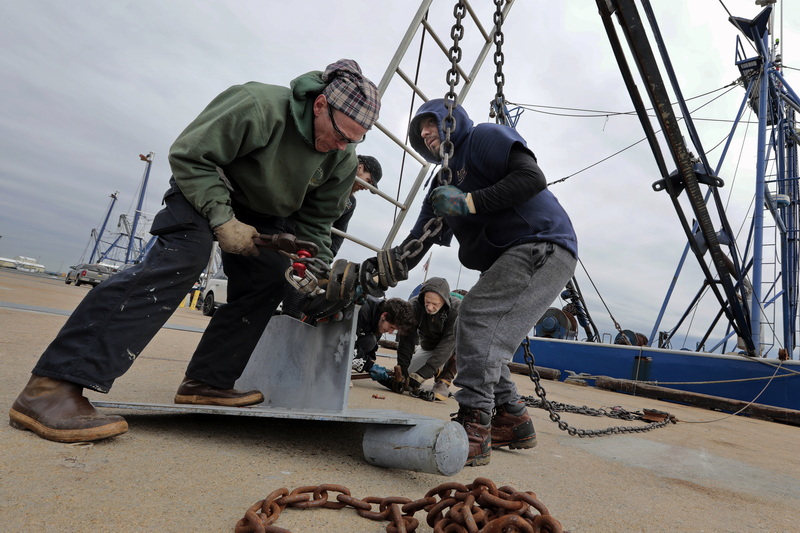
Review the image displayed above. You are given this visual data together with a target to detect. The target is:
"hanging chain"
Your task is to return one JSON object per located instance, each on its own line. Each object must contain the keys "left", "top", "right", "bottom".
{"left": 520, "top": 338, "right": 676, "bottom": 437}
{"left": 492, "top": 0, "right": 508, "bottom": 125}
{"left": 441, "top": 0, "right": 465, "bottom": 187}
{"left": 395, "top": 217, "right": 444, "bottom": 262}
{"left": 235, "top": 478, "right": 564, "bottom": 533}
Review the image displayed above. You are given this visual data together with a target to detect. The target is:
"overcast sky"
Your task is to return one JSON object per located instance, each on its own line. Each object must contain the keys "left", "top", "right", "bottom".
{"left": 1, "top": 0, "right": 797, "bottom": 349}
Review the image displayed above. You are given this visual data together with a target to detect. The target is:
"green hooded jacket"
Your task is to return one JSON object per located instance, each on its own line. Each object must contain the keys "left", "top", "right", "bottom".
{"left": 168, "top": 71, "right": 358, "bottom": 263}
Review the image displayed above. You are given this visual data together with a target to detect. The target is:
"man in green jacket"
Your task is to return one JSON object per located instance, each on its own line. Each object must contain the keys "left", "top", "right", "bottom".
{"left": 9, "top": 59, "right": 381, "bottom": 444}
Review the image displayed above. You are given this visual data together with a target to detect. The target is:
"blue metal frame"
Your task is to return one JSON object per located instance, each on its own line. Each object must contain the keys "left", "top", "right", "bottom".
{"left": 91, "top": 154, "right": 154, "bottom": 267}
{"left": 87, "top": 192, "right": 118, "bottom": 264}
{"left": 125, "top": 153, "right": 154, "bottom": 264}
{"left": 645, "top": 6, "right": 800, "bottom": 359}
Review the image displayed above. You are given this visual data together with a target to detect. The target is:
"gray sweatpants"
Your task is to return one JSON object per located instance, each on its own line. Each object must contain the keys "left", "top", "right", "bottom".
{"left": 453, "top": 242, "right": 577, "bottom": 412}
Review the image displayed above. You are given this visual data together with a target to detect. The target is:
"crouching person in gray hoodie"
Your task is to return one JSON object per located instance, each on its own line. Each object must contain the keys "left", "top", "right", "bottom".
{"left": 395, "top": 277, "right": 460, "bottom": 402}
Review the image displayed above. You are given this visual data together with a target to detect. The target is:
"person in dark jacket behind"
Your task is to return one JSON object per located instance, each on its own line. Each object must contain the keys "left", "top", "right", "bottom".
{"left": 395, "top": 277, "right": 460, "bottom": 401}
{"left": 392, "top": 98, "right": 578, "bottom": 467}
{"left": 351, "top": 296, "right": 416, "bottom": 380}
{"left": 329, "top": 154, "right": 383, "bottom": 257}
{"left": 9, "top": 59, "right": 381, "bottom": 444}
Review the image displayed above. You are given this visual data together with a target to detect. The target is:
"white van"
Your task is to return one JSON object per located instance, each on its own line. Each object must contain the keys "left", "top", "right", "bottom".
{"left": 200, "top": 270, "right": 228, "bottom": 316}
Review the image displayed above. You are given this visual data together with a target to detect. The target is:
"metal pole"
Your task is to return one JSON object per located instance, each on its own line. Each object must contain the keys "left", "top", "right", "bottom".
{"left": 125, "top": 152, "right": 154, "bottom": 265}
{"left": 89, "top": 192, "right": 118, "bottom": 264}
{"left": 648, "top": 82, "right": 755, "bottom": 347}
{"left": 751, "top": 47, "right": 771, "bottom": 356}
{"left": 362, "top": 420, "right": 467, "bottom": 476}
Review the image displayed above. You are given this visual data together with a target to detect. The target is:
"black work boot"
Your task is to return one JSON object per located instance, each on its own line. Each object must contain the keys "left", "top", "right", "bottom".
{"left": 9, "top": 374, "right": 128, "bottom": 443}
{"left": 174, "top": 377, "right": 264, "bottom": 407}
{"left": 491, "top": 400, "right": 537, "bottom": 449}
{"left": 453, "top": 405, "right": 492, "bottom": 466}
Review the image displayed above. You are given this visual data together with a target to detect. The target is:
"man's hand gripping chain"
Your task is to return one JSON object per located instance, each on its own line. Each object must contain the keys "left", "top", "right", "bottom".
{"left": 254, "top": 233, "right": 409, "bottom": 318}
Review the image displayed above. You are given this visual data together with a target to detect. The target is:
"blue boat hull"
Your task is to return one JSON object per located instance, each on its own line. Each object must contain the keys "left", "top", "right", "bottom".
{"left": 514, "top": 338, "right": 800, "bottom": 412}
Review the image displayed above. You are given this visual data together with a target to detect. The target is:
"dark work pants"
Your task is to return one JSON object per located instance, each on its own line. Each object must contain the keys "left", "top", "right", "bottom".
{"left": 185, "top": 242, "right": 289, "bottom": 388}
{"left": 33, "top": 181, "right": 289, "bottom": 392}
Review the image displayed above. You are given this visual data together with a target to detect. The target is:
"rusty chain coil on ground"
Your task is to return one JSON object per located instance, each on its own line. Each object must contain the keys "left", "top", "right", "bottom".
{"left": 235, "top": 477, "right": 564, "bottom": 533}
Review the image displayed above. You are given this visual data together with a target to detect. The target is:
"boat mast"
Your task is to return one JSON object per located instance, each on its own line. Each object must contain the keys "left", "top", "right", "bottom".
{"left": 597, "top": 0, "right": 758, "bottom": 355}
{"left": 612, "top": 2, "right": 800, "bottom": 359}
{"left": 125, "top": 152, "right": 154, "bottom": 265}
{"left": 88, "top": 191, "right": 119, "bottom": 264}
{"left": 729, "top": 6, "right": 800, "bottom": 358}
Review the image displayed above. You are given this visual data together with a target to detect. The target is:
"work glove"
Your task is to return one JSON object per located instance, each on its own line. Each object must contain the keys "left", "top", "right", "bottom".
{"left": 214, "top": 217, "right": 260, "bottom": 256}
{"left": 352, "top": 357, "right": 367, "bottom": 373}
{"left": 368, "top": 364, "right": 390, "bottom": 382}
{"left": 430, "top": 185, "right": 473, "bottom": 217}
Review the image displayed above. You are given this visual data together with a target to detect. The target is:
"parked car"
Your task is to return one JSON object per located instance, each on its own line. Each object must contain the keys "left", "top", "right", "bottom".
{"left": 65, "top": 263, "right": 117, "bottom": 287}
{"left": 200, "top": 271, "right": 228, "bottom": 316}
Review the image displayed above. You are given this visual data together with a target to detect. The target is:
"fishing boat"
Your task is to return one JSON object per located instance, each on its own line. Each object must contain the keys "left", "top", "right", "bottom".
{"left": 505, "top": 2, "right": 800, "bottom": 415}
{"left": 332, "top": 0, "right": 800, "bottom": 417}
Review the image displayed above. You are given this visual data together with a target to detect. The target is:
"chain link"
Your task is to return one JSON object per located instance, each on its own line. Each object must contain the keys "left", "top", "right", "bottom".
{"left": 441, "top": 1, "right": 465, "bottom": 187}
{"left": 280, "top": 253, "right": 330, "bottom": 280}
{"left": 396, "top": 218, "right": 444, "bottom": 262}
{"left": 492, "top": 0, "right": 507, "bottom": 125}
{"left": 304, "top": 259, "right": 331, "bottom": 280}
{"left": 521, "top": 338, "right": 676, "bottom": 437}
{"left": 522, "top": 398, "right": 649, "bottom": 421}
{"left": 235, "top": 478, "right": 564, "bottom": 533}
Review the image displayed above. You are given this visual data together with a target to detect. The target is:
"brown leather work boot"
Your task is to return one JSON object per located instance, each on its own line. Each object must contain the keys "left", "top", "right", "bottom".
{"left": 174, "top": 377, "right": 264, "bottom": 407}
{"left": 9, "top": 375, "right": 128, "bottom": 443}
{"left": 452, "top": 405, "right": 492, "bottom": 466}
{"left": 491, "top": 400, "right": 537, "bottom": 449}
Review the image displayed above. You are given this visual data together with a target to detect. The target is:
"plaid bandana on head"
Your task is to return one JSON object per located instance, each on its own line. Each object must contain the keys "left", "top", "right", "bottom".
{"left": 322, "top": 59, "right": 380, "bottom": 129}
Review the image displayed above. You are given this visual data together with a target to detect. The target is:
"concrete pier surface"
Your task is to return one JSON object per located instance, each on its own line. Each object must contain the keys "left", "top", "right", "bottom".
{"left": 1, "top": 269, "right": 798, "bottom": 532}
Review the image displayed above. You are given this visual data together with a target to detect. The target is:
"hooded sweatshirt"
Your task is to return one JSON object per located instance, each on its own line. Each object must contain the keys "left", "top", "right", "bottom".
{"left": 406, "top": 99, "right": 577, "bottom": 272}
{"left": 168, "top": 72, "right": 358, "bottom": 264}
{"left": 396, "top": 277, "right": 460, "bottom": 380}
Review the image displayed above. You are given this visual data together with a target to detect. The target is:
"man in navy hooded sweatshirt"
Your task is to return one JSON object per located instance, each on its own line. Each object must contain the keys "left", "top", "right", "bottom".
{"left": 397, "top": 98, "right": 578, "bottom": 466}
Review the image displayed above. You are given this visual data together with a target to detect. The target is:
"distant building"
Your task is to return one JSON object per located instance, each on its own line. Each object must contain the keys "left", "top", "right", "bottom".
{"left": 12, "top": 256, "right": 45, "bottom": 273}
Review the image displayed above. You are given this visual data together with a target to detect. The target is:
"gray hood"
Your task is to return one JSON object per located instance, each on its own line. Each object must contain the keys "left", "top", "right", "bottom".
{"left": 419, "top": 277, "right": 452, "bottom": 310}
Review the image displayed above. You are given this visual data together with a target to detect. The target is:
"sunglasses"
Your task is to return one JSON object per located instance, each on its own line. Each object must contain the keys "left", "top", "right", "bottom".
{"left": 327, "top": 104, "right": 366, "bottom": 145}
